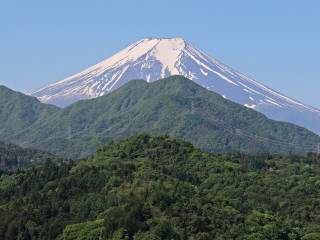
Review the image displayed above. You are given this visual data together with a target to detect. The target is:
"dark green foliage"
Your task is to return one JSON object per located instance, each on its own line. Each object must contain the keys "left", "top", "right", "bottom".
{"left": 244, "top": 153, "right": 266, "bottom": 170}
{"left": 1, "top": 133, "right": 320, "bottom": 239}
{"left": 0, "top": 141, "right": 61, "bottom": 170}
{"left": 1, "top": 76, "right": 320, "bottom": 159}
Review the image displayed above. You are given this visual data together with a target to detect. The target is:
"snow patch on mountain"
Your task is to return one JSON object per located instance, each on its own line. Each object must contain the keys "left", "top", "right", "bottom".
{"left": 200, "top": 68, "right": 208, "bottom": 75}
{"left": 244, "top": 104, "right": 256, "bottom": 109}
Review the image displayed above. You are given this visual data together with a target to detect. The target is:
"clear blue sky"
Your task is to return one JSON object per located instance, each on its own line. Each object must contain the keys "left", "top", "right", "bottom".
{"left": 1, "top": 1, "right": 320, "bottom": 108}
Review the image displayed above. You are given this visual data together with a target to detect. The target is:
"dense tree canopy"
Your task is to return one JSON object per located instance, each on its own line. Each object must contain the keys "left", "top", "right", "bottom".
{"left": 1, "top": 133, "right": 320, "bottom": 239}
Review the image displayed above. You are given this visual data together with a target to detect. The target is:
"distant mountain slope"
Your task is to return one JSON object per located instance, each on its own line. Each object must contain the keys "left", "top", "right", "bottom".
{"left": 0, "top": 140, "right": 61, "bottom": 170}
{"left": 2, "top": 76, "right": 320, "bottom": 159}
{"left": 27, "top": 37, "right": 320, "bottom": 135}
{"left": 0, "top": 85, "right": 59, "bottom": 139}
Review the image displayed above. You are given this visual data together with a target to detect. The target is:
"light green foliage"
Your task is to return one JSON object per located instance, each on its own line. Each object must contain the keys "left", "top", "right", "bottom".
{"left": 301, "top": 233, "right": 320, "bottom": 240}
{"left": 133, "top": 231, "right": 161, "bottom": 240}
{"left": 61, "top": 219, "right": 105, "bottom": 240}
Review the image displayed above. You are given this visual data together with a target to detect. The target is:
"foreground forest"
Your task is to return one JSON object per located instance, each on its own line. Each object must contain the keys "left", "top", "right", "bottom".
{"left": 1, "top": 133, "right": 320, "bottom": 239}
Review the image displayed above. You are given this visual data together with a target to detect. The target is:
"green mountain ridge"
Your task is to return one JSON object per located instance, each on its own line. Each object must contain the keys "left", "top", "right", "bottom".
{"left": 1, "top": 133, "right": 320, "bottom": 239}
{"left": 1, "top": 76, "right": 320, "bottom": 159}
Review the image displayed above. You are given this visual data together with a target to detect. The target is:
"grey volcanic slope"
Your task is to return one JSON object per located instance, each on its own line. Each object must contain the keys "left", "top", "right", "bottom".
{"left": 28, "top": 37, "right": 320, "bottom": 135}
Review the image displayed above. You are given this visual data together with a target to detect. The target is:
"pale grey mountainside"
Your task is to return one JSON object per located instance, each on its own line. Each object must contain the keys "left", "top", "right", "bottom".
{"left": 28, "top": 37, "right": 320, "bottom": 135}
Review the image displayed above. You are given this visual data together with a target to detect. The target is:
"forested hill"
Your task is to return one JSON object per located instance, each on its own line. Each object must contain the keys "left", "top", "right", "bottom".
{"left": 1, "top": 76, "right": 320, "bottom": 159}
{"left": 0, "top": 85, "right": 59, "bottom": 135}
{"left": 0, "top": 141, "right": 61, "bottom": 170}
{"left": 1, "top": 133, "right": 320, "bottom": 239}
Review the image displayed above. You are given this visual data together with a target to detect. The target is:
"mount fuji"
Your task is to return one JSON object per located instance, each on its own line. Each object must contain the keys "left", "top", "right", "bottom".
{"left": 28, "top": 37, "right": 320, "bottom": 135}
